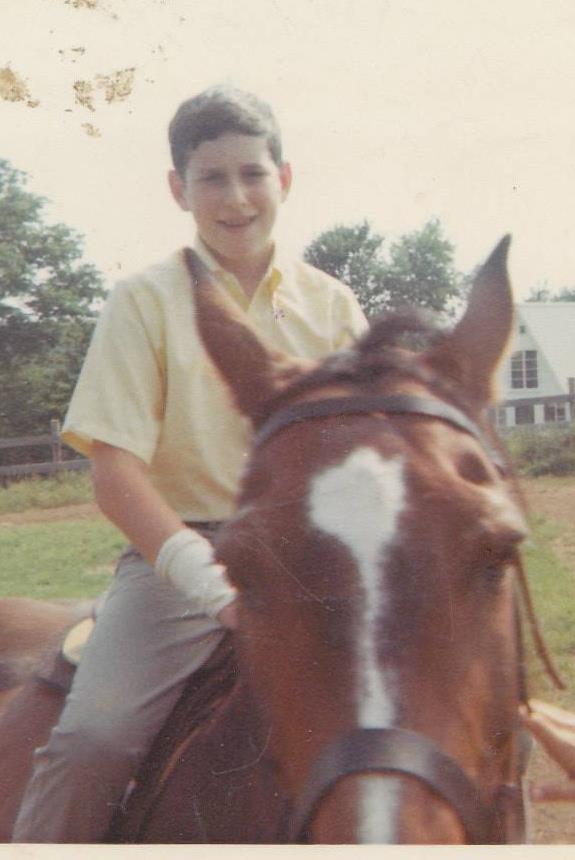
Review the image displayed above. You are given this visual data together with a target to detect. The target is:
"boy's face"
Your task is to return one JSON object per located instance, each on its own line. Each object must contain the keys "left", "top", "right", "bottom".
{"left": 169, "top": 133, "right": 291, "bottom": 269}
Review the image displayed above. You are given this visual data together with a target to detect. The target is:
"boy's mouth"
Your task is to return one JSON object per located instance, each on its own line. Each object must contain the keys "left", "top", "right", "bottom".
{"left": 218, "top": 216, "right": 257, "bottom": 230}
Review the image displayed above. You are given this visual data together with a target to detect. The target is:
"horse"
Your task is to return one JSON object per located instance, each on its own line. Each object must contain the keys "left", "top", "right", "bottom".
{"left": 0, "top": 596, "right": 93, "bottom": 839}
{"left": 0, "top": 597, "right": 92, "bottom": 708}
{"left": 0, "top": 237, "right": 561, "bottom": 843}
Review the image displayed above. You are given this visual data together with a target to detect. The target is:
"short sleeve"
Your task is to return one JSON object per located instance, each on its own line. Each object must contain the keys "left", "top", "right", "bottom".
{"left": 331, "top": 285, "right": 369, "bottom": 350}
{"left": 61, "top": 279, "right": 165, "bottom": 463}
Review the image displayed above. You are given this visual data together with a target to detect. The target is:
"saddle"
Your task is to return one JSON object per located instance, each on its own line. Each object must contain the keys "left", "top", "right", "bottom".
{"left": 36, "top": 603, "right": 100, "bottom": 695}
{"left": 37, "top": 616, "right": 290, "bottom": 843}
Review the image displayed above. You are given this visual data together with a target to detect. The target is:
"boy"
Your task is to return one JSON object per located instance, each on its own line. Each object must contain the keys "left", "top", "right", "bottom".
{"left": 13, "top": 85, "right": 367, "bottom": 842}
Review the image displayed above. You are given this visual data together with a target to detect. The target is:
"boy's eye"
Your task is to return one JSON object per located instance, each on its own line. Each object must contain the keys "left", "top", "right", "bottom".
{"left": 243, "top": 168, "right": 267, "bottom": 180}
{"left": 200, "top": 173, "right": 225, "bottom": 184}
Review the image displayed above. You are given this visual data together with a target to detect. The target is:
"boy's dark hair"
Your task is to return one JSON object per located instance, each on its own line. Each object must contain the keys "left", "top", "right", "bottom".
{"left": 169, "top": 86, "right": 283, "bottom": 176}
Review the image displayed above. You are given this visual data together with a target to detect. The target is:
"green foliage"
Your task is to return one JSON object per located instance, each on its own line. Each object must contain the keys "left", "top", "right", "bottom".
{"left": 304, "top": 218, "right": 462, "bottom": 317}
{"left": 527, "top": 284, "right": 575, "bottom": 302}
{"left": 505, "top": 426, "right": 575, "bottom": 477}
{"left": 382, "top": 220, "right": 461, "bottom": 314}
{"left": 0, "top": 471, "right": 93, "bottom": 514}
{"left": 0, "top": 160, "right": 104, "bottom": 439}
{"left": 304, "top": 221, "right": 387, "bottom": 316}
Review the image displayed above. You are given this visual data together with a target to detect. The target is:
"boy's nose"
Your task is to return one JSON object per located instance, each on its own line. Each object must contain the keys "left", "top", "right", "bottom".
{"left": 223, "top": 178, "right": 249, "bottom": 206}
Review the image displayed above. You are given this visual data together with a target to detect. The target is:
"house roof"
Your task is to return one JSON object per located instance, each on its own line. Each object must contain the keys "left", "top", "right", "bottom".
{"left": 515, "top": 302, "right": 575, "bottom": 392}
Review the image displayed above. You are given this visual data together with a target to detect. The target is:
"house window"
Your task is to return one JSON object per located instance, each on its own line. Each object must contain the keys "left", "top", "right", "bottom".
{"left": 519, "top": 324, "right": 526, "bottom": 334}
{"left": 544, "top": 403, "right": 567, "bottom": 423}
{"left": 515, "top": 404, "right": 535, "bottom": 425}
{"left": 511, "top": 350, "right": 538, "bottom": 389}
{"left": 493, "top": 407, "right": 507, "bottom": 428}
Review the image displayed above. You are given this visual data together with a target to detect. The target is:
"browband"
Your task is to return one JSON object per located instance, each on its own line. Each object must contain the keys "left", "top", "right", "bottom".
{"left": 254, "top": 393, "right": 507, "bottom": 474}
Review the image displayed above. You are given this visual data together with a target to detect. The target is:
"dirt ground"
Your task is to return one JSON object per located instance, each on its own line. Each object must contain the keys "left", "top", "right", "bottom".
{"left": 3, "top": 477, "right": 575, "bottom": 843}
{"left": 0, "top": 501, "right": 103, "bottom": 527}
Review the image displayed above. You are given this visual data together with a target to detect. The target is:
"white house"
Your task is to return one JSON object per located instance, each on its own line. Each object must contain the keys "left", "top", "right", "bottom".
{"left": 493, "top": 303, "right": 575, "bottom": 428}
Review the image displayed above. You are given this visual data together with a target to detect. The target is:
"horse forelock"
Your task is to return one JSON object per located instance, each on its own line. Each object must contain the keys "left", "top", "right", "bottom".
{"left": 253, "top": 302, "right": 518, "bottom": 513}
{"left": 259, "top": 307, "right": 467, "bottom": 424}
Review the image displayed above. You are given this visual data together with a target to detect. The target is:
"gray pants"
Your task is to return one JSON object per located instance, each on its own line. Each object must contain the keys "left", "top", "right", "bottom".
{"left": 12, "top": 543, "right": 226, "bottom": 843}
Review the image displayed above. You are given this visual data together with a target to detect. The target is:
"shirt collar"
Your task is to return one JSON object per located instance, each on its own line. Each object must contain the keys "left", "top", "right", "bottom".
{"left": 191, "top": 235, "right": 285, "bottom": 298}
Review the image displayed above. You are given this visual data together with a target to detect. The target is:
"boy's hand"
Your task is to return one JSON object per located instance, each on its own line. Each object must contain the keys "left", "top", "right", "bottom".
{"left": 520, "top": 699, "right": 575, "bottom": 802}
{"left": 217, "top": 600, "right": 238, "bottom": 630}
{"left": 155, "top": 529, "right": 238, "bottom": 619}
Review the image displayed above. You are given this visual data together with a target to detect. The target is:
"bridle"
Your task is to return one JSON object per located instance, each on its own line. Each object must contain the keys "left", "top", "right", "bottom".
{"left": 252, "top": 393, "right": 546, "bottom": 844}
{"left": 288, "top": 727, "right": 527, "bottom": 844}
{"left": 254, "top": 392, "right": 508, "bottom": 474}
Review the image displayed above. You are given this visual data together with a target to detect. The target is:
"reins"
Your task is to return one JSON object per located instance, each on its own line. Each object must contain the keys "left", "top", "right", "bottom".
{"left": 515, "top": 554, "right": 565, "bottom": 692}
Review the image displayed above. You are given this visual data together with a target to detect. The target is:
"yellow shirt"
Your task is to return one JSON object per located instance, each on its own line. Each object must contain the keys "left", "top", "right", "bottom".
{"left": 62, "top": 242, "right": 368, "bottom": 520}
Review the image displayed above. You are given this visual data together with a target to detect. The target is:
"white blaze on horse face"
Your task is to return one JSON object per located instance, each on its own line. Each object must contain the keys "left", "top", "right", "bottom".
{"left": 308, "top": 446, "right": 407, "bottom": 842}
{"left": 308, "top": 447, "right": 406, "bottom": 724}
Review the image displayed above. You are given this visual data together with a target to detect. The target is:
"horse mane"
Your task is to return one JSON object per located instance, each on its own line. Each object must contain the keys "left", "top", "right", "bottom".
{"left": 263, "top": 307, "right": 455, "bottom": 418}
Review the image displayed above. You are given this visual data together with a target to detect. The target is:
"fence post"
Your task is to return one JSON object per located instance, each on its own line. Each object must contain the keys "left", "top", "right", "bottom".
{"left": 50, "top": 419, "right": 62, "bottom": 463}
{"left": 569, "top": 378, "right": 575, "bottom": 424}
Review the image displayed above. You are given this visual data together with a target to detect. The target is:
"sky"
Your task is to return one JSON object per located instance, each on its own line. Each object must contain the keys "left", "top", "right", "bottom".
{"left": 2, "top": 0, "right": 575, "bottom": 300}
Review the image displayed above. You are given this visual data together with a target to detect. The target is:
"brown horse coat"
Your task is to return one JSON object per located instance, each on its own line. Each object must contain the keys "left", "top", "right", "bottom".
{"left": 0, "top": 238, "right": 543, "bottom": 843}
{"left": 0, "top": 597, "right": 92, "bottom": 839}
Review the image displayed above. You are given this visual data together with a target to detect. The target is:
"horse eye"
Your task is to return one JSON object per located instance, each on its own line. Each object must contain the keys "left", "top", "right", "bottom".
{"left": 457, "top": 451, "right": 491, "bottom": 485}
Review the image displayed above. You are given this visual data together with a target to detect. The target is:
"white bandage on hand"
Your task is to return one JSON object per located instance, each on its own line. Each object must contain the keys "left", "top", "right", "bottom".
{"left": 155, "top": 529, "right": 237, "bottom": 619}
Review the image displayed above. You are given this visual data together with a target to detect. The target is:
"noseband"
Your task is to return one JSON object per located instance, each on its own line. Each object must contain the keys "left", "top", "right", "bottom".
{"left": 288, "top": 727, "right": 527, "bottom": 844}
{"left": 255, "top": 393, "right": 526, "bottom": 844}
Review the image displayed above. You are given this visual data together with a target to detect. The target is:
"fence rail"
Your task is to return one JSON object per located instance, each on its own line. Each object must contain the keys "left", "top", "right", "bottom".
{"left": 0, "top": 420, "right": 89, "bottom": 482}
{"left": 0, "top": 434, "right": 53, "bottom": 450}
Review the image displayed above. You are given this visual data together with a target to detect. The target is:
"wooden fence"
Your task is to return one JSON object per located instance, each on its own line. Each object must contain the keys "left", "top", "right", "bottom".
{"left": 0, "top": 420, "right": 89, "bottom": 482}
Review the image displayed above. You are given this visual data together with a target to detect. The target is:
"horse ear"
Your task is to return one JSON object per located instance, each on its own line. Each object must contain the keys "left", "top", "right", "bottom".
{"left": 428, "top": 236, "right": 514, "bottom": 408}
{"left": 184, "top": 249, "right": 311, "bottom": 423}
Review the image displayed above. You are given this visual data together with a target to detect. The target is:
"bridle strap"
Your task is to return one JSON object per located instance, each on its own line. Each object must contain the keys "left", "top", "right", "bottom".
{"left": 255, "top": 394, "right": 507, "bottom": 474}
{"left": 289, "top": 727, "right": 496, "bottom": 844}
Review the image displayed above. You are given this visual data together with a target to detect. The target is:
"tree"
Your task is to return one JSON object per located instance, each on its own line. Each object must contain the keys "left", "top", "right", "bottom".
{"left": 527, "top": 284, "right": 575, "bottom": 302}
{"left": 382, "top": 220, "right": 461, "bottom": 314}
{"left": 304, "top": 221, "right": 387, "bottom": 316}
{"left": 0, "top": 159, "right": 104, "bottom": 440}
{"left": 304, "top": 218, "right": 462, "bottom": 317}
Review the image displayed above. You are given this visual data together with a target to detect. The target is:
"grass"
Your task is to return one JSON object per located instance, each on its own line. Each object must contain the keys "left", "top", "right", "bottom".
{"left": 0, "top": 519, "right": 125, "bottom": 599}
{"left": 523, "top": 516, "right": 575, "bottom": 702}
{"left": 0, "top": 470, "right": 94, "bottom": 514}
{"left": 0, "top": 473, "right": 124, "bottom": 600}
{"left": 0, "top": 476, "right": 573, "bottom": 701}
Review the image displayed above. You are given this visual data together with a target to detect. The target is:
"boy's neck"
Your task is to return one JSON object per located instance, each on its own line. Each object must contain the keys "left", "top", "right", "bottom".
{"left": 208, "top": 244, "right": 274, "bottom": 299}
{"left": 234, "top": 259, "right": 270, "bottom": 299}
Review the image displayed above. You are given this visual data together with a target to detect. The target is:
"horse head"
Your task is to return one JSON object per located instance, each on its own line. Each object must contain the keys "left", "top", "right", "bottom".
{"left": 186, "top": 239, "right": 530, "bottom": 843}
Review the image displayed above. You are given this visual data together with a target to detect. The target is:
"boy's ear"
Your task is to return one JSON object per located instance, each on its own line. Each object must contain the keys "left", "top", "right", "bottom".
{"left": 168, "top": 169, "right": 190, "bottom": 212}
{"left": 279, "top": 162, "right": 292, "bottom": 200}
